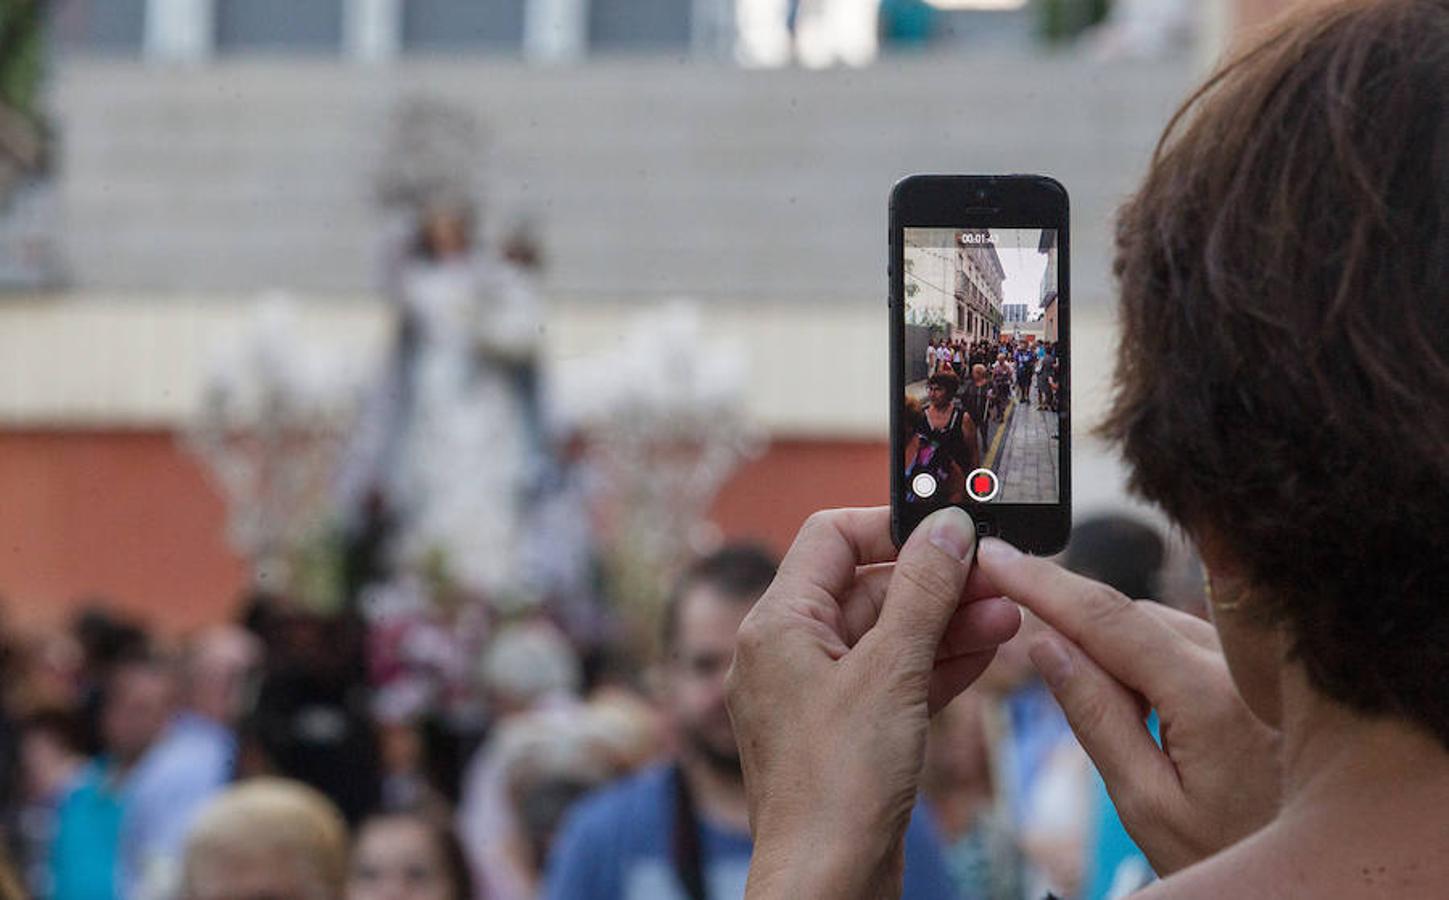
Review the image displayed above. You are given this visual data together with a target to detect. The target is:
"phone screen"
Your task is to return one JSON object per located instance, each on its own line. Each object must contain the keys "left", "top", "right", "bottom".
{"left": 900, "top": 226, "right": 1062, "bottom": 508}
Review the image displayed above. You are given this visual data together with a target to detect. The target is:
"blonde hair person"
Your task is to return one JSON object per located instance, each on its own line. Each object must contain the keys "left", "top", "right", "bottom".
{"left": 181, "top": 778, "right": 349, "bottom": 900}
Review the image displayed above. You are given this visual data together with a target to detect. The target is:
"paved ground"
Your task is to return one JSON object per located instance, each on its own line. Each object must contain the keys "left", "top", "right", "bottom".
{"left": 988, "top": 397, "right": 1060, "bottom": 503}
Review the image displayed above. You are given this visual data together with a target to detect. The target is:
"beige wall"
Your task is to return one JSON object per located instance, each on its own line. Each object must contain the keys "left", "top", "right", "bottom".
{"left": 0, "top": 295, "right": 1121, "bottom": 439}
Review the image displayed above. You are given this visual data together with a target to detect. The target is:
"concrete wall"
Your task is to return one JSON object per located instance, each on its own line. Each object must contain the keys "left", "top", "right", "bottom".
{"left": 53, "top": 53, "right": 1193, "bottom": 307}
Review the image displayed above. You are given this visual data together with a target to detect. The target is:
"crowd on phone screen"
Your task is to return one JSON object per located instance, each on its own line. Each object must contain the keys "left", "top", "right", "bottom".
{"left": 926, "top": 337, "right": 1061, "bottom": 420}
{"left": 0, "top": 510, "right": 1182, "bottom": 900}
{"left": 905, "top": 337, "right": 1062, "bottom": 504}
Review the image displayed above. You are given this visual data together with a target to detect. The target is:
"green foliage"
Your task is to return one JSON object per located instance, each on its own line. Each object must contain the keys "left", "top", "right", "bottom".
{"left": 1038, "top": 0, "right": 1113, "bottom": 44}
{"left": 289, "top": 524, "right": 348, "bottom": 614}
{"left": 0, "top": 1, "right": 44, "bottom": 125}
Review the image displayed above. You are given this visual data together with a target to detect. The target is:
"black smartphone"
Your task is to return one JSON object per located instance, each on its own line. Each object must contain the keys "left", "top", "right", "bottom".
{"left": 890, "top": 174, "right": 1070, "bottom": 554}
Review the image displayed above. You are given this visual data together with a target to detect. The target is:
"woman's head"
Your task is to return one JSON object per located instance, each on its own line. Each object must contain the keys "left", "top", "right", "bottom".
{"left": 1104, "top": 0, "right": 1449, "bottom": 743}
{"left": 926, "top": 371, "right": 960, "bottom": 404}
{"left": 348, "top": 812, "right": 472, "bottom": 900}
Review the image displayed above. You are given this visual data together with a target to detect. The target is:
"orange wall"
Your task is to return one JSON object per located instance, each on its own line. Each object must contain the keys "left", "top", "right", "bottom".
{"left": 711, "top": 439, "right": 889, "bottom": 551}
{"left": 0, "top": 429, "right": 888, "bottom": 633}
{"left": 0, "top": 430, "right": 249, "bottom": 633}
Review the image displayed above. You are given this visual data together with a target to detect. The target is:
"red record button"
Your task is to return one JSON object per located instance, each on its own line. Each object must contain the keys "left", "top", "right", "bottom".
{"left": 965, "top": 468, "right": 1000, "bottom": 502}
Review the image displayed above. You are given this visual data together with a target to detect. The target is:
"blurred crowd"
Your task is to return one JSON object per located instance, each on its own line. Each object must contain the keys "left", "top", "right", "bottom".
{"left": 0, "top": 191, "right": 1160, "bottom": 900}
{"left": 0, "top": 512, "right": 1201, "bottom": 900}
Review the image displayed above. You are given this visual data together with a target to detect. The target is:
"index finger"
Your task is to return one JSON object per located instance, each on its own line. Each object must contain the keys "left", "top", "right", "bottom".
{"left": 975, "top": 538, "right": 1191, "bottom": 698}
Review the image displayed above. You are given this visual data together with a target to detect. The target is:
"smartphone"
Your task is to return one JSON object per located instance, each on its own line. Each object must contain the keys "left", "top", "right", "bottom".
{"left": 890, "top": 174, "right": 1070, "bottom": 554}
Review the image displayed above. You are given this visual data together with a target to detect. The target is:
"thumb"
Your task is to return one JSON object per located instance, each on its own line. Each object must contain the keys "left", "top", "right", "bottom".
{"left": 1028, "top": 632, "right": 1177, "bottom": 802}
{"left": 871, "top": 507, "right": 978, "bottom": 669}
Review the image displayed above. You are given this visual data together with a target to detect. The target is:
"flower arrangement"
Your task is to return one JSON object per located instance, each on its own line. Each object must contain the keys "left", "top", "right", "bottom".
{"left": 186, "top": 293, "right": 363, "bottom": 609}
{"left": 549, "top": 301, "right": 764, "bottom": 657}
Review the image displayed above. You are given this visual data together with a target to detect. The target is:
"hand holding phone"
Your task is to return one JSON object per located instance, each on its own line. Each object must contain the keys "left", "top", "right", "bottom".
{"left": 725, "top": 507, "right": 1022, "bottom": 897}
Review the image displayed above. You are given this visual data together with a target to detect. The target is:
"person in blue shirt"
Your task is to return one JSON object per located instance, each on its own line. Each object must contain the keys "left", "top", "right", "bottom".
{"left": 50, "top": 758, "right": 126, "bottom": 900}
{"left": 545, "top": 544, "right": 957, "bottom": 900}
{"left": 51, "top": 654, "right": 175, "bottom": 900}
{"left": 120, "top": 626, "right": 258, "bottom": 898}
{"left": 1061, "top": 515, "right": 1166, "bottom": 900}
{"left": 1082, "top": 715, "right": 1159, "bottom": 899}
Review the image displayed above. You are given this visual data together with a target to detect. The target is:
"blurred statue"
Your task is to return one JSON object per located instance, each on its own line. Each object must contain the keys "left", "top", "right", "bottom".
{"left": 337, "top": 98, "right": 544, "bottom": 606}
{"left": 339, "top": 199, "right": 542, "bottom": 603}
{"left": 373, "top": 97, "right": 484, "bottom": 217}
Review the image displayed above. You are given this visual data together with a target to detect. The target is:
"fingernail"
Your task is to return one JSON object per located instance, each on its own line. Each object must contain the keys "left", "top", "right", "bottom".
{"left": 977, "top": 537, "right": 1021, "bottom": 564}
{"left": 1029, "top": 637, "right": 1074, "bottom": 689}
{"left": 928, "top": 507, "right": 975, "bottom": 562}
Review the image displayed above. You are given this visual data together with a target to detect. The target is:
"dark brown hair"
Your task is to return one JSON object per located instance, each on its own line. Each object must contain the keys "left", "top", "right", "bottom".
{"left": 353, "top": 810, "right": 476, "bottom": 900}
{"left": 927, "top": 370, "right": 961, "bottom": 395}
{"left": 661, "top": 544, "right": 778, "bottom": 653}
{"left": 1103, "top": 0, "right": 1449, "bottom": 744}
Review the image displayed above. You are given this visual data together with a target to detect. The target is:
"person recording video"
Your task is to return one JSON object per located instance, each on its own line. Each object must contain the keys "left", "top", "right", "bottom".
{"left": 725, "top": 2, "right": 1449, "bottom": 897}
